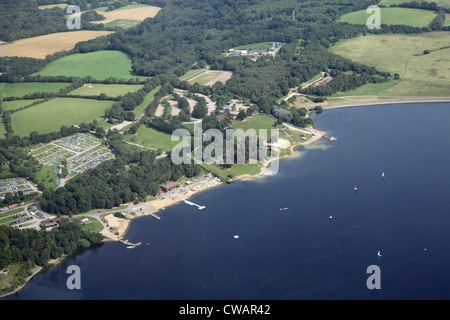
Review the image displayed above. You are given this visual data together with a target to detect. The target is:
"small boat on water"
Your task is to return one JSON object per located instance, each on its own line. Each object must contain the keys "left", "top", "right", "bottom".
{"left": 329, "top": 136, "right": 337, "bottom": 141}
{"left": 329, "top": 215, "right": 332, "bottom": 220}
{"left": 381, "top": 172, "right": 385, "bottom": 178}
{"left": 377, "top": 250, "right": 382, "bottom": 258}
{"left": 280, "top": 207, "right": 289, "bottom": 211}
{"left": 354, "top": 185, "right": 358, "bottom": 191}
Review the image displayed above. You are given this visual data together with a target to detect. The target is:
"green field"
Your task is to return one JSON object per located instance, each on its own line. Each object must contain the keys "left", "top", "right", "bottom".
{"left": 188, "top": 72, "right": 221, "bottom": 85}
{"left": 379, "top": 0, "right": 450, "bottom": 9}
{"left": 0, "top": 82, "right": 69, "bottom": 98}
{"left": 11, "top": 98, "right": 113, "bottom": 137}
{"left": 339, "top": 7, "right": 437, "bottom": 27}
{"left": 329, "top": 32, "right": 450, "bottom": 96}
{"left": 36, "top": 51, "right": 149, "bottom": 81}
{"left": 68, "top": 84, "right": 144, "bottom": 97}
{"left": 124, "top": 126, "right": 183, "bottom": 151}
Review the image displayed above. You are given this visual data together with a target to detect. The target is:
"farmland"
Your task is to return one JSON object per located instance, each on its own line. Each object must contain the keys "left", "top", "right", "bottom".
{"left": 329, "top": 32, "right": 450, "bottom": 96}
{"left": 91, "top": 5, "right": 161, "bottom": 26}
{"left": 11, "top": 98, "right": 113, "bottom": 137}
{"left": 339, "top": 7, "right": 437, "bottom": 27}
{"left": 36, "top": 50, "right": 149, "bottom": 81}
{"left": 0, "top": 31, "right": 114, "bottom": 59}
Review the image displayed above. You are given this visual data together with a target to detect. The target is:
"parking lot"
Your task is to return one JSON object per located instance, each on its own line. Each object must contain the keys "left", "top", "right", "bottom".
{"left": 0, "top": 203, "right": 48, "bottom": 230}
{"left": 0, "top": 177, "right": 39, "bottom": 199}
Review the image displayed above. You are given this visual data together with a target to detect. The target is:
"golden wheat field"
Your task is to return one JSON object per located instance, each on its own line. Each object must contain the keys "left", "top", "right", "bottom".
{"left": 0, "top": 31, "right": 114, "bottom": 59}
{"left": 91, "top": 6, "right": 161, "bottom": 24}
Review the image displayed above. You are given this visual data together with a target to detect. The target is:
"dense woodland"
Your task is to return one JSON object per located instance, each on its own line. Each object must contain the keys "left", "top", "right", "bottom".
{"left": 0, "top": 0, "right": 448, "bottom": 281}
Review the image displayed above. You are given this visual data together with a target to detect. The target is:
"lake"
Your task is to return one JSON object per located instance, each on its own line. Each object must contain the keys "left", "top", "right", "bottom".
{"left": 3, "top": 103, "right": 450, "bottom": 300}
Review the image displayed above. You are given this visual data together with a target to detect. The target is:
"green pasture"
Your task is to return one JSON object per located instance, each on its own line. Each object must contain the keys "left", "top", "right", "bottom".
{"left": 329, "top": 32, "right": 450, "bottom": 96}
{"left": 339, "top": 7, "right": 437, "bottom": 27}
{"left": 0, "top": 82, "right": 69, "bottom": 98}
{"left": 11, "top": 98, "right": 113, "bottom": 137}
{"left": 36, "top": 51, "right": 149, "bottom": 81}
{"left": 1, "top": 99, "right": 44, "bottom": 112}
{"left": 68, "top": 84, "right": 144, "bottom": 97}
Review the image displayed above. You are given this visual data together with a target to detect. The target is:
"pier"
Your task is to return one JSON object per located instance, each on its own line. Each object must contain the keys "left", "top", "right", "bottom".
{"left": 323, "top": 135, "right": 337, "bottom": 141}
{"left": 149, "top": 212, "right": 160, "bottom": 220}
{"left": 183, "top": 199, "right": 206, "bottom": 210}
{"left": 119, "top": 239, "right": 142, "bottom": 249}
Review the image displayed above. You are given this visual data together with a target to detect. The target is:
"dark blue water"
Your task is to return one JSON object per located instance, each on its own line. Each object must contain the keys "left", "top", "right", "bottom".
{"left": 4, "top": 103, "right": 450, "bottom": 300}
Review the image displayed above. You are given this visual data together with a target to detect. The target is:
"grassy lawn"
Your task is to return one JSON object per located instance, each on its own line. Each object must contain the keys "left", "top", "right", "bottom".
{"left": 81, "top": 217, "right": 103, "bottom": 232}
{"left": 0, "top": 82, "right": 69, "bottom": 98}
{"left": 67, "top": 84, "right": 144, "bottom": 97}
{"left": 200, "top": 162, "right": 261, "bottom": 179}
{"left": 11, "top": 98, "right": 113, "bottom": 137}
{"left": 329, "top": 32, "right": 450, "bottom": 96}
{"left": 379, "top": 0, "right": 450, "bottom": 9}
{"left": 34, "top": 165, "right": 57, "bottom": 190}
{"left": 231, "top": 114, "right": 277, "bottom": 132}
{"left": 339, "top": 7, "right": 437, "bottom": 27}
{"left": 36, "top": 51, "right": 149, "bottom": 81}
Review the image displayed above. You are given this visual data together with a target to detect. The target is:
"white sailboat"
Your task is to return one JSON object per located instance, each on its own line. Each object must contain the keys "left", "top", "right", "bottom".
{"left": 354, "top": 185, "right": 358, "bottom": 191}
{"left": 381, "top": 172, "right": 385, "bottom": 178}
{"left": 377, "top": 250, "right": 382, "bottom": 258}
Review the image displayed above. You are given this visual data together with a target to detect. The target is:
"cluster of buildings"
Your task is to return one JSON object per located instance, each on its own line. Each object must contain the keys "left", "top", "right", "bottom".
{"left": 226, "top": 42, "right": 282, "bottom": 61}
